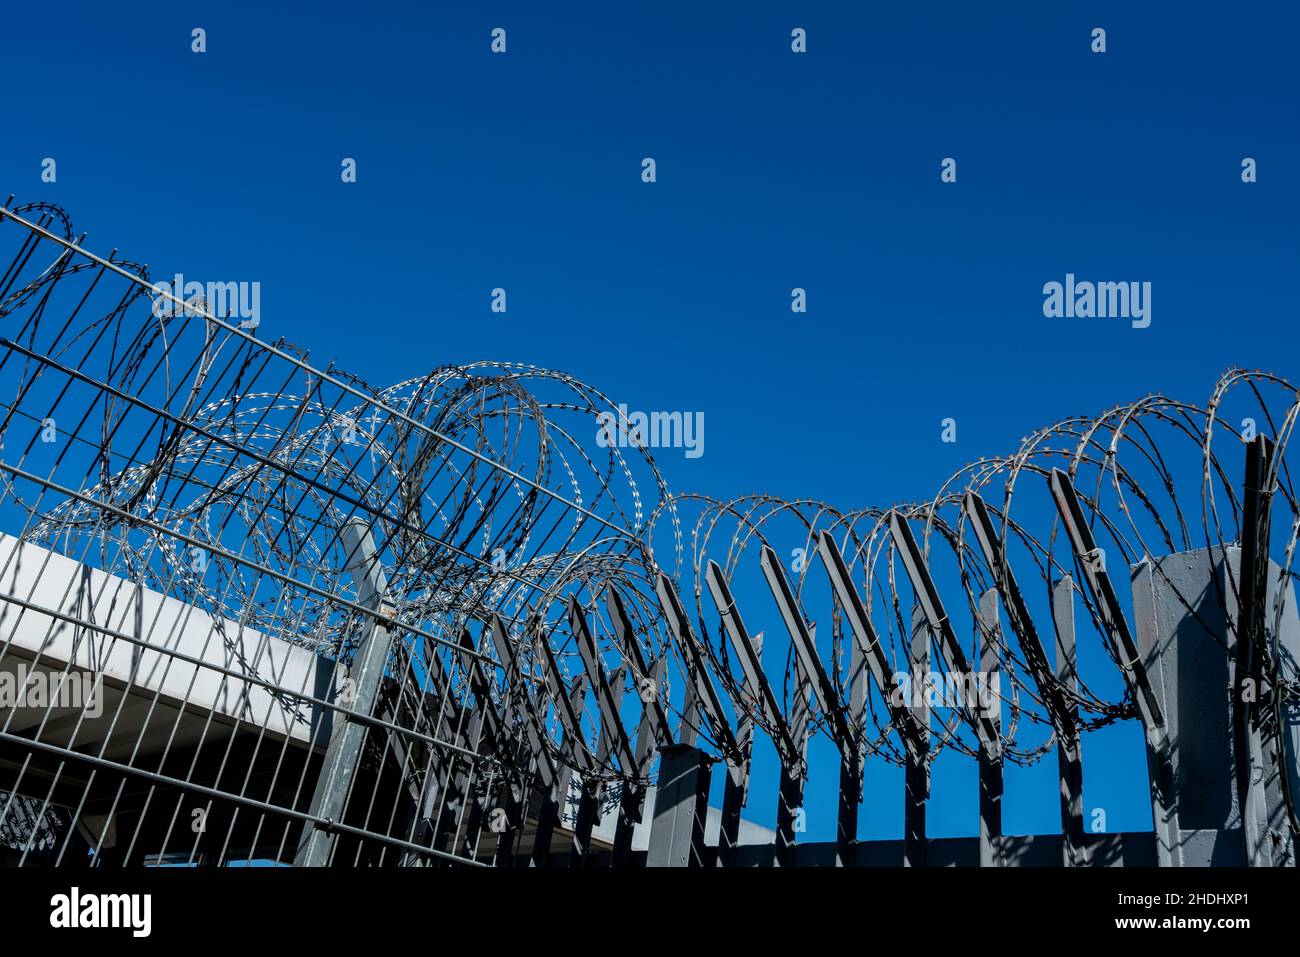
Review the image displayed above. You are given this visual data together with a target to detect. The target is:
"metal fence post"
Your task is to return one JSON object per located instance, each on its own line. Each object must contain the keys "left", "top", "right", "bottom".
{"left": 294, "top": 519, "right": 394, "bottom": 867}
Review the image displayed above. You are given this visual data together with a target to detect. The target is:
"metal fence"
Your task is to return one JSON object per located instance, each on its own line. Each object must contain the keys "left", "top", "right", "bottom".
{"left": 0, "top": 201, "right": 1296, "bottom": 867}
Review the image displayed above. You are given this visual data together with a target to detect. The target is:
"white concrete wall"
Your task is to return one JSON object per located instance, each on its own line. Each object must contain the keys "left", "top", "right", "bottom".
{"left": 0, "top": 533, "right": 337, "bottom": 751}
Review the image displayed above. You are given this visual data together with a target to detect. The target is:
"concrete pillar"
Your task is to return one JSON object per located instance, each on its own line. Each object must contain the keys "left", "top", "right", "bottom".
{"left": 1130, "top": 545, "right": 1299, "bottom": 866}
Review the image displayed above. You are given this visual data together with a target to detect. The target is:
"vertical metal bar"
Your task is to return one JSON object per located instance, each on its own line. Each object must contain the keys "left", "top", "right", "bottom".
{"left": 485, "top": 743, "right": 523, "bottom": 868}
{"left": 707, "top": 557, "right": 802, "bottom": 865}
{"left": 1235, "top": 434, "right": 1275, "bottom": 866}
{"left": 1051, "top": 574, "right": 1088, "bottom": 866}
{"left": 677, "top": 677, "right": 701, "bottom": 747}
{"left": 838, "top": 607, "right": 868, "bottom": 868}
{"left": 294, "top": 519, "right": 393, "bottom": 867}
{"left": 965, "top": 491, "right": 1086, "bottom": 865}
{"left": 532, "top": 675, "right": 587, "bottom": 867}
{"left": 610, "top": 780, "right": 643, "bottom": 867}
{"left": 654, "top": 573, "right": 740, "bottom": 759}
{"left": 488, "top": 615, "right": 559, "bottom": 792}
{"left": 889, "top": 512, "right": 1002, "bottom": 747}
{"left": 963, "top": 493, "right": 1080, "bottom": 745}
{"left": 616, "top": 657, "right": 665, "bottom": 868}
{"left": 718, "top": 631, "right": 759, "bottom": 867}
{"left": 569, "top": 791, "right": 600, "bottom": 865}
{"left": 569, "top": 717, "right": 609, "bottom": 866}
{"left": 705, "top": 560, "right": 798, "bottom": 759}
{"left": 1047, "top": 468, "right": 1179, "bottom": 865}
{"left": 759, "top": 545, "right": 859, "bottom": 865}
{"left": 606, "top": 587, "right": 671, "bottom": 866}
{"left": 904, "top": 604, "right": 930, "bottom": 868}
{"left": 452, "top": 628, "right": 514, "bottom": 866}
{"left": 569, "top": 599, "right": 637, "bottom": 774}
{"left": 487, "top": 614, "right": 562, "bottom": 866}
{"left": 568, "top": 598, "right": 641, "bottom": 866}
{"left": 977, "top": 589, "right": 1003, "bottom": 867}
{"left": 530, "top": 791, "right": 561, "bottom": 867}
{"left": 556, "top": 707, "right": 600, "bottom": 863}
{"left": 775, "top": 659, "right": 810, "bottom": 867}
{"left": 759, "top": 546, "right": 855, "bottom": 752}
{"left": 634, "top": 654, "right": 670, "bottom": 763}
{"left": 531, "top": 613, "right": 600, "bottom": 865}
{"left": 816, "top": 531, "right": 926, "bottom": 759}
{"left": 605, "top": 586, "right": 674, "bottom": 748}
{"left": 413, "top": 655, "right": 471, "bottom": 858}
{"left": 611, "top": 681, "right": 656, "bottom": 866}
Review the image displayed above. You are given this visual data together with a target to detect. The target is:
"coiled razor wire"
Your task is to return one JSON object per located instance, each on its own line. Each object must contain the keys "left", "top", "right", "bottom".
{"left": 1, "top": 201, "right": 1297, "bottom": 811}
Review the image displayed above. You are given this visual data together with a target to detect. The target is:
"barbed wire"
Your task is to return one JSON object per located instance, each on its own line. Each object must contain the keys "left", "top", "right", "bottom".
{"left": 2, "top": 201, "right": 1297, "bottom": 808}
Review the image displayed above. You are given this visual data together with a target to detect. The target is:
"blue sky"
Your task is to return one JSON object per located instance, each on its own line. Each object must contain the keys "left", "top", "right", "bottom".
{"left": 2, "top": 1, "right": 1297, "bottom": 845}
